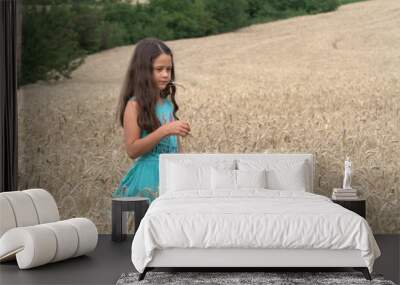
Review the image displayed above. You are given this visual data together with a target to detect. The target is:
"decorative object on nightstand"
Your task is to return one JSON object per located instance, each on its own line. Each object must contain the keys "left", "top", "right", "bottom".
{"left": 332, "top": 156, "right": 360, "bottom": 200}
{"left": 112, "top": 197, "right": 149, "bottom": 242}
{"left": 342, "top": 156, "right": 352, "bottom": 190}
{"left": 332, "top": 156, "right": 365, "bottom": 218}
{"left": 332, "top": 188, "right": 359, "bottom": 200}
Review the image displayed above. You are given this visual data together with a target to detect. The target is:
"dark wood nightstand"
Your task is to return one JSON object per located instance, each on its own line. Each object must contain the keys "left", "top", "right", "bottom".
{"left": 332, "top": 198, "right": 366, "bottom": 218}
{"left": 112, "top": 197, "right": 149, "bottom": 242}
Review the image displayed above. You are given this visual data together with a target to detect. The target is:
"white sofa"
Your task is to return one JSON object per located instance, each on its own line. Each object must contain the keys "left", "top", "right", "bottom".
{"left": 0, "top": 188, "right": 98, "bottom": 269}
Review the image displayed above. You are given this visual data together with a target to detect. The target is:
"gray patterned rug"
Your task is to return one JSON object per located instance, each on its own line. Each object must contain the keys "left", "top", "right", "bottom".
{"left": 116, "top": 271, "right": 396, "bottom": 285}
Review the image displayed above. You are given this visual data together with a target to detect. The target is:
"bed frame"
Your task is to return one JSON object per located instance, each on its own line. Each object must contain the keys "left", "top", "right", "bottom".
{"left": 138, "top": 153, "right": 372, "bottom": 281}
{"left": 140, "top": 248, "right": 371, "bottom": 280}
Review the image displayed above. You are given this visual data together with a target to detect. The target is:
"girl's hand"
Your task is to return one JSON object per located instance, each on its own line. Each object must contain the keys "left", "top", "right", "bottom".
{"left": 164, "top": 121, "right": 191, "bottom": 137}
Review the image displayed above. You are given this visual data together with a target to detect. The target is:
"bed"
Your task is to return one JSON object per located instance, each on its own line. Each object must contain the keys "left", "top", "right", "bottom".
{"left": 130, "top": 153, "right": 381, "bottom": 281}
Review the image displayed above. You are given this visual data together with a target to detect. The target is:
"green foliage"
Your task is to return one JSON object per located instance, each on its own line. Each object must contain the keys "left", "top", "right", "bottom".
{"left": 71, "top": 4, "right": 104, "bottom": 53}
{"left": 337, "top": 0, "right": 366, "bottom": 5}
{"left": 21, "top": 5, "right": 84, "bottom": 84}
{"left": 304, "top": 0, "right": 339, "bottom": 13}
{"left": 97, "top": 21, "right": 128, "bottom": 50}
{"left": 204, "top": 0, "right": 249, "bottom": 33}
{"left": 147, "top": 0, "right": 216, "bottom": 38}
{"left": 246, "top": 0, "right": 338, "bottom": 21}
{"left": 103, "top": 2, "right": 148, "bottom": 42}
{"left": 20, "top": 0, "right": 343, "bottom": 85}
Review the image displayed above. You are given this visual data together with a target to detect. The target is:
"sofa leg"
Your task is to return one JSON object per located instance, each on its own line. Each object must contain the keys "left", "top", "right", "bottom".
{"left": 138, "top": 268, "right": 148, "bottom": 281}
{"left": 354, "top": 267, "right": 371, "bottom": 280}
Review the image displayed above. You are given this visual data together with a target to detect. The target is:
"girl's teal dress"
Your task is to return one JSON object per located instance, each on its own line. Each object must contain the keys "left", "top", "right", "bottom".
{"left": 112, "top": 97, "right": 178, "bottom": 203}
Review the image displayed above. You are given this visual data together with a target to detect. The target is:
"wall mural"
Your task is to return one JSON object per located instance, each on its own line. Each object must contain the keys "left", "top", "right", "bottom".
{"left": 18, "top": 0, "right": 400, "bottom": 234}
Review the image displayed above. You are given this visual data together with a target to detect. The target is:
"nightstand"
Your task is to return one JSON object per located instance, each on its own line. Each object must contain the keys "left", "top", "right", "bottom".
{"left": 332, "top": 198, "right": 366, "bottom": 218}
{"left": 112, "top": 197, "right": 149, "bottom": 242}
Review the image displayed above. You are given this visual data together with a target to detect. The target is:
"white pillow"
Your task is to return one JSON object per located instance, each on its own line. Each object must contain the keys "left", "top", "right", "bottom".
{"left": 167, "top": 162, "right": 209, "bottom": 191}
{"left": 238, "top": 159, "right": 309, "bottom": 191}
{"left": 211, "top": 168, "right": 236, "bottom": 190}
{"left": 236, "top": 169, "right": 267, "bottom": 189}
{"left": 166, "top": 160, "right": 236, "bottom": 192}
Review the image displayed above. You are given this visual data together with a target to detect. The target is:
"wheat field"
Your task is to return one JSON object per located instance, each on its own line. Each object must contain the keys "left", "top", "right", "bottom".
{"left": 18, "top": 0, "right": 400, "bottom": 234}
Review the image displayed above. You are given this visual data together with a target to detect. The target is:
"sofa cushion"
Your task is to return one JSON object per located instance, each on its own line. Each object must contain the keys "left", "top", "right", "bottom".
{"left": 0, "top": 192, "right": 39, "bottom": 228}
{"left": 24, "top": 189, "right": 60, "bottom": 224}
{"left": 0, "top": 196, "right": 17, "bottom": 237}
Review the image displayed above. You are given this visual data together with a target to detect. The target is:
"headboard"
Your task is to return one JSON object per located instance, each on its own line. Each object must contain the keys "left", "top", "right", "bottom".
{"left": 159, "top": 153, "right": 315, "bottom": 196}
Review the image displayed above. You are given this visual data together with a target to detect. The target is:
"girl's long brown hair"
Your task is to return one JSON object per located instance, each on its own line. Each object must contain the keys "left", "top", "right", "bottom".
{"left": 116, "top": 37, "right": 179, "bottom": 132}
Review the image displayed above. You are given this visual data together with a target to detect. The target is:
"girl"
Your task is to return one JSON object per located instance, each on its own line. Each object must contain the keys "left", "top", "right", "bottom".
{"left": 113, "top": 37, "right": 191, "bottom": 202}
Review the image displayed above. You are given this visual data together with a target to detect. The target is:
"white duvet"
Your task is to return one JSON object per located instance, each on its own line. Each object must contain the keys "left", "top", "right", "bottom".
{"left": 131, "top": 190, "right": 381, "bottom": 273}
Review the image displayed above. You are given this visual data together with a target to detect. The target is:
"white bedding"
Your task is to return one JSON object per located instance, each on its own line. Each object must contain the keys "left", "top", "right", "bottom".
{"left": 131, "top": 190, "right": 380, "bottom": 273}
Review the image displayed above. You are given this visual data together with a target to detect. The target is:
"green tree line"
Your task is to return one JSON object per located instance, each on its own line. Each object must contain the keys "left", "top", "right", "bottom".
{"left": 20, "top": 0, "right": 349, "bottom": 85}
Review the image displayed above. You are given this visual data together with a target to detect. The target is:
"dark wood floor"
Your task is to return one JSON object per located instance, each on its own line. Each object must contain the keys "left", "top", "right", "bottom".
{"left": 0, "top": 234, "right": 398, "bottom": 285}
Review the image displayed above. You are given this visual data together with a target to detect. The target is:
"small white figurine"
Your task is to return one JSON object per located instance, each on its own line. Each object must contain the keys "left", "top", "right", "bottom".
{"left": 342, "top": 156, "right": 352, "bottom": 189}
